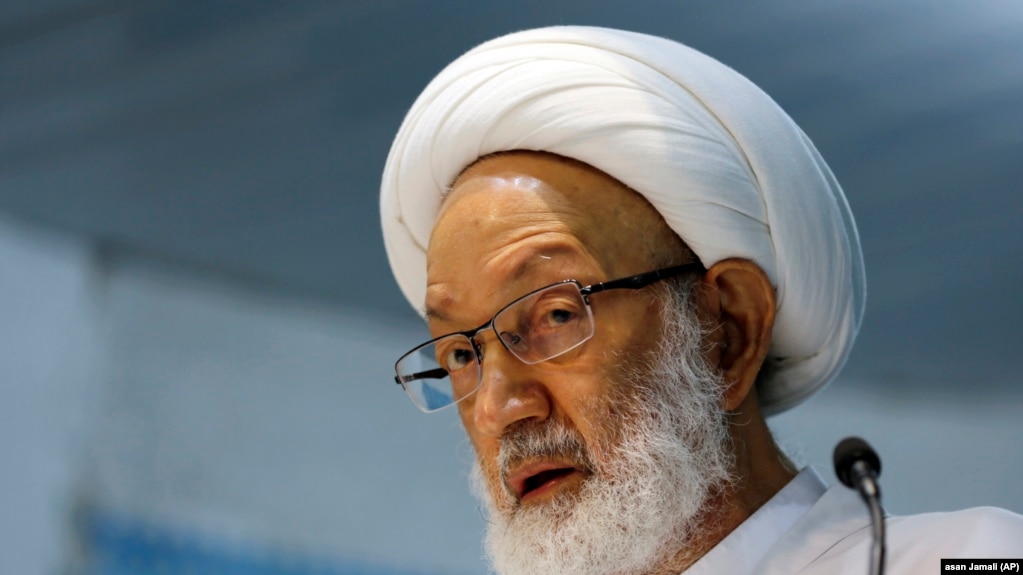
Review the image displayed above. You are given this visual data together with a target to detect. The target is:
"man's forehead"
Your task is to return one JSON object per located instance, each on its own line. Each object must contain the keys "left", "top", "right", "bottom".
{"left": 442, "top": 152, "right": 595, "bottom": 217}
{"left": 434, "top": 152, "right": 672, "bottom": 272}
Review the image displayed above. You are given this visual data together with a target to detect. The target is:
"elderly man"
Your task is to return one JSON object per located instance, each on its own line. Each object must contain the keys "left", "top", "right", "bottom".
{"left": 379, "top": 27, "right": 1022, "bottom": 575}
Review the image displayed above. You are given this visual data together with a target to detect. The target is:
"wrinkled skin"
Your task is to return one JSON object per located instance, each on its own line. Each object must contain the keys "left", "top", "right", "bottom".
{"left": 425, "top": 151, "right": 795, "bottom": 574}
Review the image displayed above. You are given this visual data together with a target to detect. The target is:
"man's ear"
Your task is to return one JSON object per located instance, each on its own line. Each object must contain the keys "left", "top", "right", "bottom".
{"left": 697, "top": 259, "right": 776, "bottom": 411}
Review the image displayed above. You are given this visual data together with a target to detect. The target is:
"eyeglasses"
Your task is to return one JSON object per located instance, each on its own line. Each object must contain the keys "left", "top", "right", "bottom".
{"left": 393, "top": 263, "right": 702, "bottom": 413}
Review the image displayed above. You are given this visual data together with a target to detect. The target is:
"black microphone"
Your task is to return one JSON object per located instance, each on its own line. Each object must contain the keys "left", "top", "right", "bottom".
{"left": 834, "top": 436, "right": 882, "bottom": 491}
{"left": 833, "top": 437, "right": 886, "bottom": 575}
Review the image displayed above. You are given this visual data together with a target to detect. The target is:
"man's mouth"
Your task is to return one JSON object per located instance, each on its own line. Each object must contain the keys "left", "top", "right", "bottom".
{"left": 505, "top": 461, "right": 588, "bottom": 504}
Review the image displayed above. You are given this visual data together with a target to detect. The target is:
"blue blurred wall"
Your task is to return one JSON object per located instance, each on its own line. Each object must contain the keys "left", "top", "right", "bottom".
{"left": 0, "top": 215, "right": 103, "bottom": 574}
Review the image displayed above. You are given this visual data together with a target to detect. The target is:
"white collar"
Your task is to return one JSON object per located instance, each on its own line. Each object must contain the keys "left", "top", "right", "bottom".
{"left": 683, "top": 467, "right": 827, "bottom": 575}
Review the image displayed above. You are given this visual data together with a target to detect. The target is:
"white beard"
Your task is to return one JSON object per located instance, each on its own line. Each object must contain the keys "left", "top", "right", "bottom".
{"left": 470, "top": 284, "right": 737, "bottom": 575}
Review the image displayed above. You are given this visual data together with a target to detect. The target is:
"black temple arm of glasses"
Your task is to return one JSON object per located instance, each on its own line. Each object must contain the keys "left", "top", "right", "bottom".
{"left": 581, "top": 263, "right": 702, "bottom": 296}
{"left": 394, "top": 367, "right": 449, "bottom": 385}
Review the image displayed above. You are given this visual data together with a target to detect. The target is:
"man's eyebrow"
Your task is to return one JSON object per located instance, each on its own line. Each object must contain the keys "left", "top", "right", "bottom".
{"left": 423, "top": 306, "right": 451, "bottom": 323}
{"left": 424, "top": 244, "right": 583, "bottom": 325}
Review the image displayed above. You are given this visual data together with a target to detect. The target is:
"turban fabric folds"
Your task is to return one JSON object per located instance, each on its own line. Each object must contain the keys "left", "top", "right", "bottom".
{"left": 380, "top": 26, "right": 866, "bottom": 414}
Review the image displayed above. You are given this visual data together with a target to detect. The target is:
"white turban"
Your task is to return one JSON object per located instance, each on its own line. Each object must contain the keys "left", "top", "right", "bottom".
{"left": 380, "top": 26, "right": 866, "bottom": 415}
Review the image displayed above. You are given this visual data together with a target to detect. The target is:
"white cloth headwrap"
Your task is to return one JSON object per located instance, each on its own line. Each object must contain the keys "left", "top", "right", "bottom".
{"left": 380, "top": 26, "right": 865, "bottom": 414}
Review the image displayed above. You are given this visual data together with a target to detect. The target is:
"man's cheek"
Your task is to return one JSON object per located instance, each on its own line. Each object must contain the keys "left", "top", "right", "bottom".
{"left": 481, "top": 466, "right": 516, "bottom": 512}
{"left": 472, "top": 444, "right": 510, "bottom": 504}
{"left": 576, "top": 394, "right": 628, "bottom": 458}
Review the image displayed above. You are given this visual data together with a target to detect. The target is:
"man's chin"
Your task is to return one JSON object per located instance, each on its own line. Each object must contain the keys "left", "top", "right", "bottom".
{"left": 484, "top": 485, "right": 585, "bottom": 530}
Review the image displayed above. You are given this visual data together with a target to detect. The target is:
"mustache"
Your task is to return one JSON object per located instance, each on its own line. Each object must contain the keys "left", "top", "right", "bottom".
{"left": 497, "top": 419, "right": 595, "bottom": 485}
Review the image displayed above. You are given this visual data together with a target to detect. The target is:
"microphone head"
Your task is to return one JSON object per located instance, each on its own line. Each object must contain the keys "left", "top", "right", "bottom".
{"left": 833, "top": 436, "right": 882, "bottom": 488}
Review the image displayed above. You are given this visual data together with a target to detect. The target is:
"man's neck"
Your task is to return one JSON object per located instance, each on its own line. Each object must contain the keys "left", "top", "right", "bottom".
{"left": 649, "top": 399, "right": 797, "bottom": 575}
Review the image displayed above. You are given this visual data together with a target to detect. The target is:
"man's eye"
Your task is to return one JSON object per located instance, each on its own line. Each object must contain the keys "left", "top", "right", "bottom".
{"left": 546, "top": 308, "right": 575, "bottom": 326}
{"left": 534, "top": 307, "right": 577, "bottom": 330}
{"left": 443, "top": 348, "right": 475, "bottom": 371}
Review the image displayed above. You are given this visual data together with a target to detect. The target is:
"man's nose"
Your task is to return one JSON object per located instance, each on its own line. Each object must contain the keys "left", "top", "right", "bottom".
{"left": 471, "top": 337, "right": 552, "bottom": 438}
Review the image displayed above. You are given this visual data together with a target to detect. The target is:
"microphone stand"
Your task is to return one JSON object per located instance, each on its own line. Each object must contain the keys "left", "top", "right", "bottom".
{"left": 834, "top": 437, "right": 886, "bottom": 575}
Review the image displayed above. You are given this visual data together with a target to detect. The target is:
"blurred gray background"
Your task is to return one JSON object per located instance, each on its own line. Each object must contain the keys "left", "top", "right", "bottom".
{"left": 1, "top": 1, "right": 1021, "bottom": 574}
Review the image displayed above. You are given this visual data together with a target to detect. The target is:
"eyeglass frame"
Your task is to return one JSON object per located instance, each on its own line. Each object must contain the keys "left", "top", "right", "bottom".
{"left": 393, "top": 262, "right": 704, "bottom": 412}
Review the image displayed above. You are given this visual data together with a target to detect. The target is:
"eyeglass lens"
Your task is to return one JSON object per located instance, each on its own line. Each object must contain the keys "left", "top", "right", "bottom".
{"left": 396, "top": 282, "right": 595, "bottom": 412}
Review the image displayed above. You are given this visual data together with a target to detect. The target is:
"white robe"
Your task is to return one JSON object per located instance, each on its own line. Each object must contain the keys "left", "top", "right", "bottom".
{"left": 687, "top": 468, "right": 1023, "bottom": 574}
